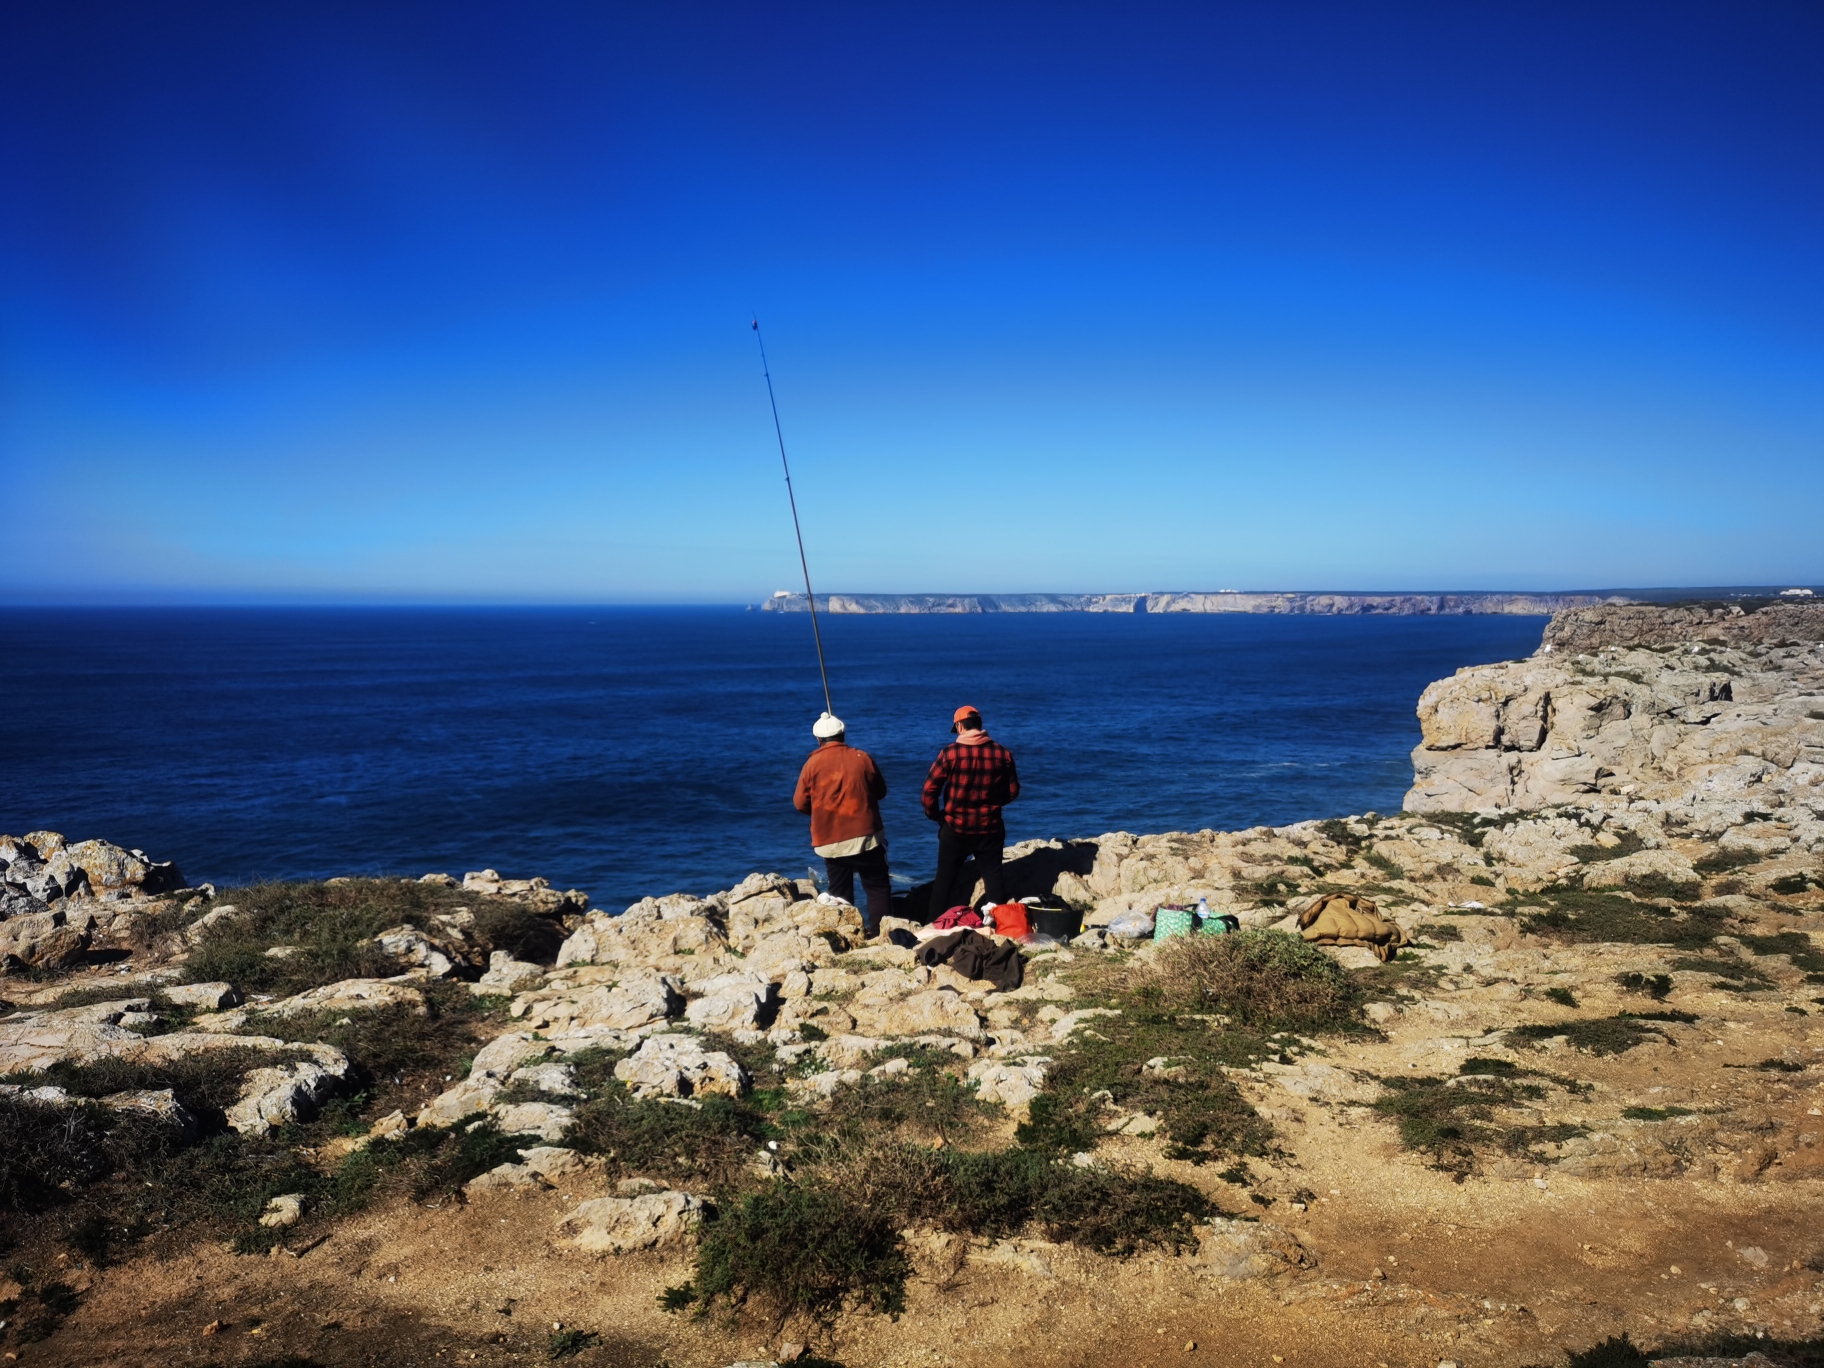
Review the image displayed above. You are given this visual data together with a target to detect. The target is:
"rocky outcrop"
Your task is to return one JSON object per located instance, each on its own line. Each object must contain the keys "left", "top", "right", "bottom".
{"left": 1543, "top": 599, "right": 1824, "bottom": 653}
{"left": 1406, "top": 606, "right": 1824, "bottom": 817}
{"left": 0, "top": 833, "right": 194, "bottom": 966}
{"left": 557, "top": 1189, "right": 707, "bottom": 1253}
{"left": 763, "top": 591, "right": 1619, "bottom": 616}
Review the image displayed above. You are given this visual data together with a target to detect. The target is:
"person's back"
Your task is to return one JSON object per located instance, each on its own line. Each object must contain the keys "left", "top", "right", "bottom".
{"left": 922, "top": 705, "right": 1020, "bottom": 918}
{"left": 795, "top": 742, "right": 886, "bottom": 849}
{"left": 793, "top": 713, "right": 891, "bottom": 934}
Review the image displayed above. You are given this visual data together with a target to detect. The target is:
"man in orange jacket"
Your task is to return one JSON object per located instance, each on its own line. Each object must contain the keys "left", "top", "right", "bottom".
{"left": 793, "top": 712, "right": 892, "bottom": 935}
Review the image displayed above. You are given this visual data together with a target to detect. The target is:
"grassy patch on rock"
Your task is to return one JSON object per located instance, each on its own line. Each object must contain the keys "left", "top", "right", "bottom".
{"left": 1512, "top": 889, "right": 1722, "bottom": 949}
{"left": 1370, "top": 1058, "right": 1588, "bottom": 1176}
{"left": 1509, "top": 1014, "right": 1685, "bottom": 1056}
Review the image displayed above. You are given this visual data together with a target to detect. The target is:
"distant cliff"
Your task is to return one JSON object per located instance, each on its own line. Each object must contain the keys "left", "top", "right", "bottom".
{"left": 760, "top": 590, "right": 1623, "bottom": 615}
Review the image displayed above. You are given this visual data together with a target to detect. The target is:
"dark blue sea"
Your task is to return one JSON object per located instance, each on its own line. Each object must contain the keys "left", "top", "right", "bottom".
{"left": 0, "top": 608, "right": 1544, "bottom": 907}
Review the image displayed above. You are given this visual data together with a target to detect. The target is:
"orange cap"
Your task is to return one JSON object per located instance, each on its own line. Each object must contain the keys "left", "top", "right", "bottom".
{"left": 951, "top": 704, "right": 982, "bottom": 731}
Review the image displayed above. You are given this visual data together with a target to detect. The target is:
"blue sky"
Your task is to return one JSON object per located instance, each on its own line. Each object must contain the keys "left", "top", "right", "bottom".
{"left": 3, "top": 3, "right": 1820, "bottom": 602}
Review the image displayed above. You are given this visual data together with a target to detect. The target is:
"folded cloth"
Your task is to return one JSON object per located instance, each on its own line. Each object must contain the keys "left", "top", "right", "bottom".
{"left": 913, "top": 929, "right": 1025, "bottom": 991}
{"left": 1296, "top": 892, "right": 1410, "bottom": 963}
{"left": 931, "top": 905, "right": 984, "bottom": 931}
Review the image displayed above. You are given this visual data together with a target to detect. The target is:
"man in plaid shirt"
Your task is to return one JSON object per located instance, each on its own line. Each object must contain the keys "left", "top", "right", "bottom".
{"left": 922, "top": 704, "right": 1021, "bottom": 920}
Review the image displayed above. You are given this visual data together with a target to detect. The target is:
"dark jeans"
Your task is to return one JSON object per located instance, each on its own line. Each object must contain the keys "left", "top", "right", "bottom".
{"left": 930, "top": 825, "right": 1006, "bottom": 920}
{"left": 823, "top": 844, "right": 893, "bottom": 932}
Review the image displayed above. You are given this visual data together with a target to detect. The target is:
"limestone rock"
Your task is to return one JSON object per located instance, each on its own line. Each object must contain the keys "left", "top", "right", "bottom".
{"left": 520, "top": 1145, "right": 589, "bottom": 1181}
{"left": 0, "top": 909, "right": 90, "bottom": 969}
{"left": 263, "top": 977, "right": 427, "bottom": 1018}
{"left": 1580, "top": 848, "right": 1699, "bottom": 891}
{"left": 465, "top": 1163, "right": 545, "bottom": 1195}
{"left": 162, "top": 981, "right": 241, "bottom": 1010}
{"left": 556, "top": 906, "right": 727, "bottom": 968}
{"left": 513, "top": 970, "right": 681, "bottom": 1033}
{"left": 1192, "top": 1218, "right": 1314, "bottom": 1280}
{"left": 558, "top": 1190, "right": 706, "bottom": 1253}
{"left": 259, "top": 1194, "right": 305, "bottom": 1228}
{"left": 184, "top": 903, "right": 247, "bottom": 945}
{"left": 491, "top": 1100, "right": 574, "bottom": 1142}
{"left": 226, "top": 1060, "right": 345, "bottom": 1136}
{"left": 967, "top": 1058, "right": 1051, "bottom": 1113}
{"left": 612, "top": 1033, "right": 749, "bottom": 1099}
{"left": 851, "top": 989, "right": 983, "bottom": 1040}
{"left": 685, "top": 980, "right": 770, "bottom": 1032}
{"left": 1406, "top": 612, "right": 1824, "bottom": 814}
{"left": 374, "top": 924, "right": 459, "bottom": 978}
{"left": 510, "top": 1062, "right": 580, "bottom": 1097}
{"left": 475, "top": 950, "right": 545, "bottom": 993}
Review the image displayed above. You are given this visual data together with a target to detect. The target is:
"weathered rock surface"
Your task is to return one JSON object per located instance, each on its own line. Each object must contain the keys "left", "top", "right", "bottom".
{"left": 1407, "top": 604, "right": 1824, "bottom": 815}
{"left": 557, "top": 1190, "right": 706, "bottom": 1253}
{"left": 612, "top": 1033, "right": 749, "bottom": 1099}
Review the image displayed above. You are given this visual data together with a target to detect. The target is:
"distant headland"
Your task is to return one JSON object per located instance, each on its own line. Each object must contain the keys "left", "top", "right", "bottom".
{"left": 758, "top": 590, "right": 1629, "bottom": 615}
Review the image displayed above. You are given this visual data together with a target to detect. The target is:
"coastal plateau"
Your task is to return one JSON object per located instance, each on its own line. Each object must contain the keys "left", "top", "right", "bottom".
{"left": 2, "top": 600, "right": 1822, "bottom": 1368}
{"left": 759, "top": 591, "right": 1626, "bottom": 615}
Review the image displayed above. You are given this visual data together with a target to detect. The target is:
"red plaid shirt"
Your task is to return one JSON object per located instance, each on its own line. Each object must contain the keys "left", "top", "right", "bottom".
{"left": 921, "top": 738, "right": 1021, "bottom": 835}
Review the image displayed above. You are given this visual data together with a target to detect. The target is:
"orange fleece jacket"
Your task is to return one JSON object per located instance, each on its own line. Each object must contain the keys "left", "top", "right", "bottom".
{"left": 793, "top": 743, "right": 888, "bottom": 848}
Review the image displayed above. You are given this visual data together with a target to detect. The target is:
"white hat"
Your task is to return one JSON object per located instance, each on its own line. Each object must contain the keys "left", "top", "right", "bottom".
{"left": 812, "top": 712, "right": 845, "bottom": 739}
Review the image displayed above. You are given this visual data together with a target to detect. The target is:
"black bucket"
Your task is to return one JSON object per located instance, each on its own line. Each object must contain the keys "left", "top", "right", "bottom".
{"left": 1028, "top": 902, "right": 1084, "bottom": 940}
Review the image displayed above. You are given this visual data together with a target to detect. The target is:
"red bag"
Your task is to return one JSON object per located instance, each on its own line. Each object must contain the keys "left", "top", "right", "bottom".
{"left": 986, "top": 902, "right": 1030, "bottom": 939}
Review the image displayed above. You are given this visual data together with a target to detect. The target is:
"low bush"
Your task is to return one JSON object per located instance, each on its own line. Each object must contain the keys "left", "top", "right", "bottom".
{"left": 1617, "top": 972, "right": 1673, "bottom": 1000}
{"left": 184, "top": 878, "right": 485, "bottom": 995}
{"left": 1138, "top": 929, "right": 1362, "bottom": 1034}
{"left": 564, "top": 1084, "right": 771, "bottom": 1192}
{"left": 1693, "top": 848, "right": 1761, "bottom": 875}
{"left": 1667, "top": 955, "right": 1772, "bottom": 990}
{"left": 1737, "top": 931, "right": 1824, "bottom": 974}
{"left": 1510, "top": 1015, "right": 1678, "bottom": 1056}
{"left": 0, "top": 1096, "right": 110, "bottom": 1214}
{"left": 1371, "top": 1066, "right": 1550, "bottom": 1175}
{"left": 1543, "top": 986, "right": 1578, "bottom": 1007}
{"left": 1515, "top": 890, "right": 1722, "bottom": 949}
{"left": 695, "top": 1181, "right": 910, "bottom": 1318}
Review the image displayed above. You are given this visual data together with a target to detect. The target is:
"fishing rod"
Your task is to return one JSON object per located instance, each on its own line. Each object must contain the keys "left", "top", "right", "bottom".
{"left": 752, "top": 317, "right": 834, "bottom": 718}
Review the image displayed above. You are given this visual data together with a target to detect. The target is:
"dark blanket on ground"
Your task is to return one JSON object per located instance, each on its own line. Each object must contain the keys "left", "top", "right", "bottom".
{"left": 913, "top": 929, "right": 1025, "bottom": 991}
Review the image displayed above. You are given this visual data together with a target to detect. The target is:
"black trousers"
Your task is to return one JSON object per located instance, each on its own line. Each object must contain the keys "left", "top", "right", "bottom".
{"left": 929, "top": 825, "right": 1006, "bottom": 920}
{"left": 823, "top": 844, "right": 893, "bottom": 932}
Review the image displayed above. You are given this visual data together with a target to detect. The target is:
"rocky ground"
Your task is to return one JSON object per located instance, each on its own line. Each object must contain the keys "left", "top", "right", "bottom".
{"left": 1, "top": 602, "right": 1821, "bottom": 1368}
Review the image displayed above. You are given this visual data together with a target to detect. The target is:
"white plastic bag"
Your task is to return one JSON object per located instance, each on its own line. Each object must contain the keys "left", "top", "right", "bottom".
{"left": 1105, "top": 908, "right": 1155, "bottom": 940}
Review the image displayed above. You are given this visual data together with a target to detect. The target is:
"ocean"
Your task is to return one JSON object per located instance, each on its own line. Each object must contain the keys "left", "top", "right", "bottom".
{"left": 0, "top": 607, "right": 1545, "bottom": 907}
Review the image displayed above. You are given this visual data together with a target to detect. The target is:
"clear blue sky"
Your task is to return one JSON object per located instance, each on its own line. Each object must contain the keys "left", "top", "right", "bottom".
{"left": 3, "top": 3, "right": 1820, "bottom": 602}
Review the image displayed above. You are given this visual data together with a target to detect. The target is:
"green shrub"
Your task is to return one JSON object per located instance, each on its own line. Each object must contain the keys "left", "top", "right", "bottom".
{"left": 1515, "top": 890, "right": 1721, "bottom": 948}
{"left": 184, "top": 878, "right": 486, "bottom": 994}
{"left": 1510, "top": 1015, "right": 1677, "bottom": 1056}
{"left": 1140, "top": 929, "right": 1361, "bottom": 1033}
{"left": 547, "top": 1328, "right": 598, "bottom": 1358}
{"left": 1543, "top": 986, "right": 1578, "bottom": 1007}
{"left": 1693, "top": 848, "right": 1761, "bottom": 875}
{"left": 564, "top": 1085, "right": 770, "bottom": 1192}
{"left": 1371, "top": 1068, "right": 1547, "bottom": 1174}
{"left": 695, "top": 1181, "right": 910, "bottom": 1318}
{"left": 0, "top": 1096, "right": 110, "bottom": 1213}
